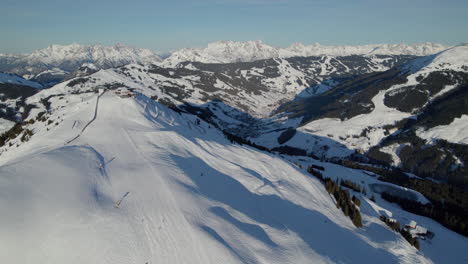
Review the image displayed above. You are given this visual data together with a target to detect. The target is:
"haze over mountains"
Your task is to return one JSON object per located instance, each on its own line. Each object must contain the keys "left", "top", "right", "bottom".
{"left": 0, "top": 40, "right": 467, "bottom": 264}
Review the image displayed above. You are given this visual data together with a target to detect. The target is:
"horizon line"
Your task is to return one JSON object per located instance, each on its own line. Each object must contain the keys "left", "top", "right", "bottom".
{"left": 1, "top": 40, "right": 464, "bottom": 55}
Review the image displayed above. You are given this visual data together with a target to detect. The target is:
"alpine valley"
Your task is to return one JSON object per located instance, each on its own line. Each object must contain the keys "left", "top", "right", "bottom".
{"left": 1, "top": 41, "right": 467, "bottom": 264}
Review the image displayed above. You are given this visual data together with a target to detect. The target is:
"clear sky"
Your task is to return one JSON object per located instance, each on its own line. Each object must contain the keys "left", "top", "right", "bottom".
{"left": 1, "top": 0, "right": 467, "bottom": 54}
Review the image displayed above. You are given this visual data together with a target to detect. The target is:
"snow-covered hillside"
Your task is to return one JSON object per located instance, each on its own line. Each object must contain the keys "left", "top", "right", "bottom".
{"left": 45, "top": 53, "right": 415, "bottom": 121}
{"left": 262, "top": 44, "right": 468, "bottom": 183}
{"left": 162, "top": 40, "right": 449, "bottom": 67}
{"left": 403, "top": 43, "right": 468, "bottom": 74}
{"left": 0, "top": 119, "right": 14, "bottom": 134}
{"left": 417, "top": 115, "right": 468, "bottom": 144}
{"left": 14, "top": 44, "right": 463, "bottom": 166}
{"left": 0, "top": 72, "right": 43, "bottom": 89}
{"left": 274, "top": 44, "right": 468, "bottom": 150}
{"left": 1, "top": 88, "right": 466, "bottom": 263}
{"left": 1, "top": 43, "right": 464, "bottom": 167}
{"left": 0, "top": 73, "right": 41, "bottom": 125}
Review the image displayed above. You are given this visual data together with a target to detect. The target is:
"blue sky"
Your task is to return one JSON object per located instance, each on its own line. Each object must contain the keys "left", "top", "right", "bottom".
{"left": 1, "top": 0, "right": 467, "bottom": 53}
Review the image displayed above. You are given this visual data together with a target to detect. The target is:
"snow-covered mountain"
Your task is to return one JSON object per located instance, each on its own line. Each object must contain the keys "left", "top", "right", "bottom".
{"left": 283, "top": 42, "right": 450, "bottom": 57}
{"left": 0, "top": 72, "right": 42, "bottom": 129}
{"left": 2, "top": 43, "right": 465, "bottom": 183}
{"left": 403, "top": 43, "right": 468, "bottom": 73}
{"left": 162, "top": 40, "right": 450, "bottom": 67}
{"left": 1, "top": 40, "right": 467, "bottom": 263}
{"left": 162, "top": 40, "right": 281, "bottom": 67}
{"left": 271, "top": 44, "right": 468, "bottom": 184}
{"left": 0, "top": 41, "right": 450, "bottom": 86}
{"left": 0, "top": 72, "right": 43, "bottom": 89}
{"left": 47, "top": 54, "right": 413, "bottom": 119}
{"left": 0, "top": 44, "right": 162, "bottom": 86}
{"left": 5, "top": 42, "right": 465, "bottom": 181}
{"left": 24, "top": 43, "right": 161, "bottom": 67}
{"left": 0, "top": 86, "right": 466, "bottom": 263}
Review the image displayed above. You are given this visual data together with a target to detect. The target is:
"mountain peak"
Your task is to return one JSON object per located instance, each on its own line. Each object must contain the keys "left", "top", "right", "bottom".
{"left": 162, "top": 41, "right": 451, "bottom": 67}
{"left": 162, "top": 40, "right": 279, "bottom": 67}
{"left": 24, "top": 43, "right": 162, "bottom": 69}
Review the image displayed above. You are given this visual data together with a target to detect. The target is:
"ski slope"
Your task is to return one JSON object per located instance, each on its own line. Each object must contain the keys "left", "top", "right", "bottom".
{"left": 0, "top": 92, "right": 465, "bottom": 263}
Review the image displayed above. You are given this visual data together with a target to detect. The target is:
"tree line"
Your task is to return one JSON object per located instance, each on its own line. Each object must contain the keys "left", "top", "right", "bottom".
{"left": 307, "top": 166, "right": 363, "bottom": 227}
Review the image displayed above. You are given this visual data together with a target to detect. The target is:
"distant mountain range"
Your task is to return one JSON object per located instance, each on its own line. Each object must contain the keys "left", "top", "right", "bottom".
{"left": 162, "top": 40, "right": 449, "bottom": 67}
{"left": 5, "top": 42, "right": 463, "bottom": 186}
{"left": 0, "top": 41, "right": 466, "bottom": 186}
{"left": 0, "top": 43, "right": 162, "bottom": 86}
{"left": 0, "top": 41, "right": 451, "bottom": 87}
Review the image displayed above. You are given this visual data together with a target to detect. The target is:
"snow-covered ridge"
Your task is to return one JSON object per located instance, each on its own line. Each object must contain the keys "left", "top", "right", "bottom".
{"left": 1, "top": 90, "right": 465, "bottom": 263}
{"left": 162, "top": 40, "right": 280, "bottom": 66}
{"left": 283, "top": 42, "right": 450, "bottom": 57}
{"left": 0, "top": 41, "right": 450, "bottom": 77}
{"left": 25, "top": 43, "right": 162, "bottom": 65}
{"left": 162, "top": 40, "right": 450, "bottom": 67}
{"left": 30, "top": 52, "right": 416, "bottom": 120}
{"left": 0, "top": 44, "right": 163, "bottom": 86}
{"left": 403, "top": 44, "right": 468, "bottom": 73}
{"left": 0, "top": 72, "right": 43, "bottom": 89}
{"left": 0, "top": 43, "right": 162, "bottom": 78}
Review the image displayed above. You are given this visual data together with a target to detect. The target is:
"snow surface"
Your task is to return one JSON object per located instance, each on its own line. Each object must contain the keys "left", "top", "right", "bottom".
{"left": 35, "top": 61, "right": 307, "bottom": 118}
{"left": 2, "top": 90, "right": 463, "bottom": 263}
{"left": 417, "top": 115, "right": 468, "bottom": 144}
{"left": 404, "top": 44, "right": 468, "bottom": 74}
{"left": 0, "top": 42, "right": 467, "bottom": 263}
{"left": 297, "top": 90, "right": 412, "bottom": 152}
{"left": 0, "top": 72, "right": 43, "bottom": 88}
{"left": 0, "top": 118, "right": 14, "bottom": 134}
{"left": 380, "top": 143, "right": 411, "bottom": 166}
{"left": 286, "top": 156, "right": 468, "bottom": 264}
{"left": 289, "top": 45, "right": 467, "bottom": 155}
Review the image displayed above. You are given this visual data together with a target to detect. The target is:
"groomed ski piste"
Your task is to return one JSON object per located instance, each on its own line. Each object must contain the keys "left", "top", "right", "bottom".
{"left": 0, "top": 89, "right": 467, "bottom": 263}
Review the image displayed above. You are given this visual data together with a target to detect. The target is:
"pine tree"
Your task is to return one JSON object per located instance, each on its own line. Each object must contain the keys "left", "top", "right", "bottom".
{"left": 352, "top": 195, "right": 361, "bottom": 207}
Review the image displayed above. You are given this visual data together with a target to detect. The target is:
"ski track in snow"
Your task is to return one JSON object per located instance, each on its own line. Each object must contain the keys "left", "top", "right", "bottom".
{"left": 66, "top": 90, "right": 105, "bottom": 144}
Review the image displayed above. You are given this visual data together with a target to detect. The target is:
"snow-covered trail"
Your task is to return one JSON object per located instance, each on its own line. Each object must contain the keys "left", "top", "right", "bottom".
{"left": 80, "top": 93, "right": 429, "bottom": 263}
{"left": 0, "top": 92, "right": 435, "bottom": 264}
{"left": 66, "top": 90, "right": 106, "bottom": 144}
{"left": 68, "top": 93, "right": 219, "bottom": 264}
